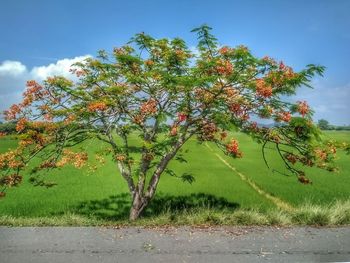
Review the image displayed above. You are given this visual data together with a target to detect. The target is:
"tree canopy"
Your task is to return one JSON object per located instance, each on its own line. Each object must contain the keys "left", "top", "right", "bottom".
{"left": 0, "top": 25, "right": 339, "bottom": 219}
{"left": 318, "top": 119, "right": 330, "bottom": 130}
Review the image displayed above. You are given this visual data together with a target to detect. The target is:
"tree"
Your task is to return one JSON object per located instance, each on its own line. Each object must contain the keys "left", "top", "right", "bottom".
{"left": 0, "top": 121, "right": 17, "bottom": 134}
{"left": 318, "top": 119, "right": 330, "bottom": 130}
{"left": 0, "top": 25, "right": 338, "bottom": 220}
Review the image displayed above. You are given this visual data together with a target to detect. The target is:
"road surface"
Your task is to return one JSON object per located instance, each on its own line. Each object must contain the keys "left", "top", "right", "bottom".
{"left": 1, "top": 226, "right": 349, "bottom": 262}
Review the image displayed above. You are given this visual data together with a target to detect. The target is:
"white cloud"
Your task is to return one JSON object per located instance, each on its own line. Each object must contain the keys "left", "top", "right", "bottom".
{"left": 31, "top": 55, "right": 90, "bottom": 80}
{"left": 0, "top": 55, "right": 91, "bottom": 119}
{"left": 0, "top": 61, "right": 27, "bottom": 77}
{"left": 291, "top": 82, "right": 350, "bottom": 125}
{"left": 0, "top": 61, "right": 29, "bottom": 95}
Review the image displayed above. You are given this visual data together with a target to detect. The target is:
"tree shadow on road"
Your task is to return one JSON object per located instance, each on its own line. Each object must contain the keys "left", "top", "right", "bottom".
{"left": 67, "top": 193, "right": 240, "bottom": 220}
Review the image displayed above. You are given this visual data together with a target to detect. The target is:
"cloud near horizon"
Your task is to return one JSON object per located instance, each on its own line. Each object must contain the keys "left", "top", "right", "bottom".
{"left": 0, "top": 55, "right": 90, "bottom": 119}
{"left": 290, "top": 80, "right": 350, "bottom": 126}
{"left": 0, "top": 56, "right": 349, "bottom": 125}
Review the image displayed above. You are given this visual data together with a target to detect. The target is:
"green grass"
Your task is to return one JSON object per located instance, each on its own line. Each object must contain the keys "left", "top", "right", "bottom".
{"left": 0, "top": 131, "right": 349, "bottom": 225}
{"left": 207, "top": 131, "right": 350, "bottom": 206}
{"left": 1, "top": 200, "right": 350, "bottom": 226}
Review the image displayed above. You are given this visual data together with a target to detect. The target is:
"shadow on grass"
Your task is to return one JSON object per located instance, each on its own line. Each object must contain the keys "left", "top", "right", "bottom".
{"left": 66, "top": 193, "right": 240, "bottom": 220}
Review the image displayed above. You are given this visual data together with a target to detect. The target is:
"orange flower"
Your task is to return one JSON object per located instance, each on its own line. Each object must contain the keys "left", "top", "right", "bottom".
{"left": 16, "top": 118, "right": 27, "bottom": 132}
{"left": 329, "top": 146, "right": 336, "bottom": 154}
{"left": 256, "top": 79, "right": 273, "bottom": 98}
{"left": 297, "top": 101, "right": 309, "bottom": 117}
{"left": 216, "top": 59, "right": 233, "bottom": 75}
{"left": 229, "top": 103, "right": 243, "bottom": 115}
{"left": 4, "top": 104, "right": 21, "bottom": 120}
{"left": 219, "top": 46, "right": 229, "bottom": 55}
{"left": 88, "top": 102, "right": 107, "bottom": 112}
{"left": 226, "top": 139, "right": 242, "bottom": 158}
{"left": 145, "top": 60, "right": 154, "bottom": 66}
{"left": 279, "top": 111, "right": 292, "bottom": 122}
{"left": 140, "top": 99, "right": 157, "bottom": 115}
{"left": 177, "top": 112, "right": 187, "bottom": 122}
{"left": 315, "top": 148, "right": 327, "bottom": 161}
{"left": 64, "top": 114, "right": 76, "bottom": 125}
{"left": 170, "top": 125, "right": 178, "bottom": 136}
{"left": 132, "top": 114, "right": 144, "bottom": 125}
{"left": 224, "top": 87, "right": 238, "bottom": 97}
{"left": 279, "top": 61, "right": 286, "bottom": 70}
{"left": 56, "top": 150, "right": 88, "bottom": 168}
{"left": 115, "top": 154, "right": 126, "bottom": 162}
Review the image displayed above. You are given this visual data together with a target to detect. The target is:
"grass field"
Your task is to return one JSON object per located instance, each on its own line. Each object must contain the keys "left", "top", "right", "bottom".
{"left": 0, "top": 130, "right": 349, "bottom": 225}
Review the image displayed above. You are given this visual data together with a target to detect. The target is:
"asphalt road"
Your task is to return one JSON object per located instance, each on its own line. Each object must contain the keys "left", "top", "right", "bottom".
{"left": 1, "top": 226, "right": 350, "bottom": 263}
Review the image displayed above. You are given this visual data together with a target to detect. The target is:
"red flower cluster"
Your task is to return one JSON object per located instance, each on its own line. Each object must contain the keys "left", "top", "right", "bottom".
{"left": 297, "top": 101, "right": 309, "bottom": 117}
{"left": 226, "top": 139, "right": 242, "bottom": 158}
{"left": 256, "top": 79, "right": 273, "bottom": 98}
{"left": 219, "top": 46, "right": 235, "bottom": 56}
{"left": 177, "top": 112, "right": 187, "bottom": 122}
{"left": 229, "top": 103, "right": 249, "bottom": 120}
{"left": 278, "top": 111, "right": 292, "bottom": 122}
{"left": 140, "top": 99, "right": 157, "bottom": 115}
{"left": 229, "top": 103, "right": 244, "bottom": 115}
{"left": 216, "top": 59, "right": 233, "bottom": 75}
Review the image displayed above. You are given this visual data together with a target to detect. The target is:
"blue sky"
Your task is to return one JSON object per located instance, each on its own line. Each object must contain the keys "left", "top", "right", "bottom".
{"left": 0, "top": 0, "right": 349, "bottom": 125}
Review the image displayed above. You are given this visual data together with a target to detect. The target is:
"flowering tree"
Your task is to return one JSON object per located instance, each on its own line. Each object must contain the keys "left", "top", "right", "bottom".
{"left": 0, "top": 26, "right": 338, "bottom": 220}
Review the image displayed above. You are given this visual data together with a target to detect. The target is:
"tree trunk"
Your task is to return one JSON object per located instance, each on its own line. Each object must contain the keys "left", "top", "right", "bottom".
{"left": 129, "top": 193, "right": 147, "bottom": 221}
{"left": 129, "top": 134, "right": 192, "bottom": 221}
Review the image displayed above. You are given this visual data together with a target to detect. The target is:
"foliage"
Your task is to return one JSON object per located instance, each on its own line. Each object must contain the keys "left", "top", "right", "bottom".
{"left": 316, "top": 119, "right": 350, "bottom": 131}
{"left": 0, "top": 121, "right": 16, "bottom": 135}
{"left": 317, "top": 119, "right": 330, "bottom": 130}
{"left": 0, "top": 25, "right": 337, "bottom": 220}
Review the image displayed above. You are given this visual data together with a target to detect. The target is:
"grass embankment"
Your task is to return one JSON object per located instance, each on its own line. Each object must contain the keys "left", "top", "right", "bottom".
{"left": 0, "top": 131, "right": 349, "bottom": 226}
{"left": 1, "top": 200, "right": 350, "bottom": 226}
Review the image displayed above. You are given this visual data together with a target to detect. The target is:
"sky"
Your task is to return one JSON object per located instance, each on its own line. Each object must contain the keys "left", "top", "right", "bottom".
{"left": 0, "top": 0, "right": 349, "bottom": 125}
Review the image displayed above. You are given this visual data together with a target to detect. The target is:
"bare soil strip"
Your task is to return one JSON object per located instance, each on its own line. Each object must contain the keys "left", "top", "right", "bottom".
{"left": 205, "top": 143, "right": 294, "bottom": 211}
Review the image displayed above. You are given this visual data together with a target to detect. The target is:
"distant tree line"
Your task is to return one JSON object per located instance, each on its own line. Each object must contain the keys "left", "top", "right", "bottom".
{"left": 0, "top": 121, "right": 16, "bottom": 134}
{"left": 1, "top": 119, "right": 350, "bottom": 134}
{"left": 317, "top": 119, "right": 350, "bottom": 131}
